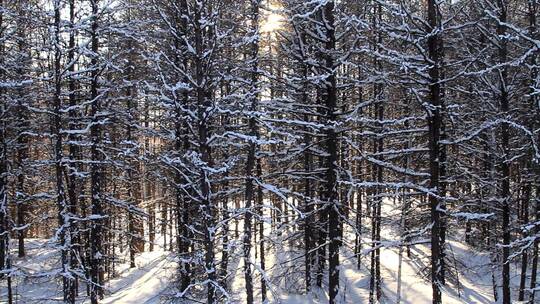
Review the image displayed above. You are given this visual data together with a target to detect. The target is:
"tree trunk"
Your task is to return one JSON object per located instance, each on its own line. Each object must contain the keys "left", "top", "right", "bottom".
{"left": 243, "top": 2, "right": 261, "bottom": 302}
{"left": 193, "top": 5, "right": 217, "bottom": 301}
{"left": 66, "top": 0, "right": 79, "bottom": 297}
{"left": 256, "top": 158, "right": 267, "bottom": 302}
{"left": 427, "top": 0, "right": 445, "bottom": 303}
{"left": 530, "top": 187, "right": 539, "bottom": 303}
{"left": 528, "top": 2, "right": 539, "bottom": 303}
{"left": 14, "top": 1, "right": 29, "bottom": 259}
{"left": 355, "top": 87, "right": 364, "bottom": 270}
{"left": 125, "top": 32, "right": 142, "bottom": 268}
{"left": 321, "top": 2, "right": 340, "bottom": 302}
{"left": 89, "top": 1, "right": 104, "bottom": 301}
{"left": 0, "top": 6, "right": 12, "bottom": 304}
{"left": 519, "top": 182, "right": 531, "bottom": 301}
{"left": 371, "top": 5, "right": 383, "bottom": 302}
{"left": 495, "top": 1, "right": 511, "bottom": 303}
{"left": 303, "top": 115, "right": 313, "bottom": 292}
{"left": 52, "top": 2, "right": 75, "bottom": 302}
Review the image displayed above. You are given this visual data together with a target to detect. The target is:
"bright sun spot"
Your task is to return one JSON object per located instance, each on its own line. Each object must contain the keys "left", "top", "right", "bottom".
{"left": 261, "top": 4, "right": 283, "bottom": 33}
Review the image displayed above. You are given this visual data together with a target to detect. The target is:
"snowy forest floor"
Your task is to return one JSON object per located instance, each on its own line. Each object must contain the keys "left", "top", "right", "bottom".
{"left": 0, "top": 199, "right": 531, "bottom": 303}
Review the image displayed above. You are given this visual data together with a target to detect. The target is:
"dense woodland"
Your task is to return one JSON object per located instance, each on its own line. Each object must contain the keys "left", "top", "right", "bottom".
{"left": 0, "top": 0, "right": 539, "bottom": 303}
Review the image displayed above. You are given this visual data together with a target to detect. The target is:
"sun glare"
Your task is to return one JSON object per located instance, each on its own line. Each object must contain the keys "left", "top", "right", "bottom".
{"left": 261, "top": 4, "right": 283, "bottom": 33}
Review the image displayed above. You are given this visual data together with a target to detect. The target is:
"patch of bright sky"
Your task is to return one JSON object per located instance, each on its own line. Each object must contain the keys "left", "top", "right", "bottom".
{"left": 261, "top": 2, "right": 284, "bottom": 33}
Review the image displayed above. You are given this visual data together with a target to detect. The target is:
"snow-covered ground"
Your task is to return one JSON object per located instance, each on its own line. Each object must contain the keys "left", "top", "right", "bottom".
{"left": 0, "top": 199, "right": 530, "bottom": 303}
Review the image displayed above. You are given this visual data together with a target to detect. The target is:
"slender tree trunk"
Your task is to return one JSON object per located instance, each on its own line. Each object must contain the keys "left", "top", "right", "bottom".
{"left": 397, "top": 96, "right": 412, "bottom": 304}
{"left": 144, "top": 101, "right": 154, "bottom": 253}
{"left": 519, "top": 182, "right": 531, "bottom": 301}
{"left": 0, "top": 0, "right": 6, "bottom": 274}
{"left": 495, "top": 1, "right": 511, "bottom": 303}
{"left": 66, "top": 0, "right": 79, "bottom": 297}
{"left": 320, "top": 2, "right": 341, "bottom": 302}
{"left": 16, "top": 131, "right": 26, "bottom": 258}
{"left": 218, "top": 77, "right": 232, "bottom": 288}
{"left": 0, "top": 101, "right": 8, "bottom": 299}
{"left": 220, "top": 134, "right": 230, "bottom": 289}
{"left": 316, "top": 142, "right": 327, "bottom": 288}
{"left": 355, "top": 87, "right": 364, "bottom": 270}
{"left": 125, "top": 35, "right": 141, "bottom": 268}
{"left": 256, "top": 158, "right": 267, "bottom": 302}
{"left": 528, "top": 2, "right": 539, "bottom": 303}
{"left": 530, "top": 187, "right": 539, "bottom": 303}
{"left": 52, "top": 2, "right": 75, "bottom": 302}
{"left": 427, "top": 0, "right": 445, "bottom": 303}
{"left": 15, "top": 12, "right": 29, "bottom": 257}
{"left": 375, "top": 6, "right": 383, "bottom": 301}
{"left": 243, "top": 2, "right": 261, "bottom": 302}
{"left": 303, "top": 109, "right": 313, "bottom": 292}
{"left": 89, "top": 1, "right": 104, "bottom": 301}
{"left": 193, "top": 5, "right": 217, "bottom": 301}
{"left": 0, "top": 4, "right": 13, "bottom": 302}
{"left": 369, "top": 5, "right": 383, "bottom": 303}
{"left": 170, "top": 1, "right": 192, "bottom": 293}
{"left": 161, "top": 197, "right": 167, "bottom": 249}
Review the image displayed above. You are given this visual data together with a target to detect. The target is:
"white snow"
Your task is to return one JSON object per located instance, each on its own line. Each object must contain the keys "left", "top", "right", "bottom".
{"left": 0, "top": 198, "right": 533, "bottom": 303}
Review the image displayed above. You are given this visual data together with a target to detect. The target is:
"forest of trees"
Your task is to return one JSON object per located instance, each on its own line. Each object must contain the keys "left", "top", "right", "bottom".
{"left": 0, "top": 0, "right": 539, "bottom": 303}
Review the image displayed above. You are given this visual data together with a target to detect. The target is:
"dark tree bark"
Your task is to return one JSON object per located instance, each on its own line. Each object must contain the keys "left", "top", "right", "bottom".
{"left": 219, "top": 82, "right": 231, "bottom": 289}
{"left": 15, "top": 3, "right": 29, "bottom": 258}
{"left": 355, "top": 86, "right": 364, "bottom": 270}
{"left": 125, "top": 32, "right": 144, "bottom": 268}
{"left": 144, "top": 102, "right": 154, "bottom": 253}
{"left": 171, "top": 0, "right": 193, "bottom": 293}
{"left": 369, "top": 4, "right": 383, "bottom": 303}
{"left": 191, "top": 4, "right": 217, "bottom": 301}
{"left": 52, "top": 2, "right": 75, "bottom": 302}
{"left": 0, "top": 4, "right": 13, "bottom": 303}
{"left": 495, "top": 1, "right": 511, "bottom": 303}
{"left": 528, "top": 2, "right": 539, "bottom": 303}
{"left": 0, "top": 0, "right": 6, "bottom": 274}
{"left": 0, "top": 102, "right": 11, "bottom": 304}
{"left": 89, "top": 1, "right": 104, "bottom": 302}
{"left": 303, "top": 107, "right": 313, "bottom": 292}
{"left": 316, "top": 121, "right": 327, "bottom": 289}
{"left": 427, "top": 0, "right": 445, "bottom": 303}
{"left": 256, "top": 158, "right": 267, "bottom": 302}
{"left": 15, "top": 100, "right": 27, "bottom": 258}
{"left": 518, "top": 182, "right": 531, "bottom": 301}
{"left": 320, "top": 1, "right": 341, "bottom": 302}
{"left": 66, "top": 0, "right": 80, "bottom": 297}
{"left": 531, "top": 187, "right": 540, "bottom": 303}
{"left": 242, "top": 2, "right": 261, "bottom": 302}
